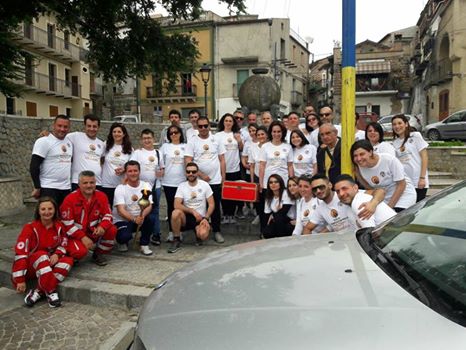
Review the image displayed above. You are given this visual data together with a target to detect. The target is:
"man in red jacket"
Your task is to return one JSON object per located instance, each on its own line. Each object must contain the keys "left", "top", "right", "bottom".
{"left": 60, "top": 170, "right": 117, "bottom": 266}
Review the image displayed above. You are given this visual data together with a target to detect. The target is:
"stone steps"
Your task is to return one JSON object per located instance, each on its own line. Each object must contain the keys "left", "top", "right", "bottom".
{"left": 426, "top": 170, "right": 462, "bottom": 196}
{"left": 428, "top": 178, "right": 461, "bottom": 189}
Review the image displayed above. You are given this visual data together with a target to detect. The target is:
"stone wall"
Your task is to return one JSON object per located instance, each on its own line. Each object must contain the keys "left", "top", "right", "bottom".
{"left": 0, "top": 177, "right": 24, "bottom": 217}
{"left": 0, "top": 115, "right": 166, "bottom": 199}
{"left": 427, "top": 147, "right": 466, "bottom": 179}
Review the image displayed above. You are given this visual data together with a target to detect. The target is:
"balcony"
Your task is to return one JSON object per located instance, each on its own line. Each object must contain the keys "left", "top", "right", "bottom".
{"left": 15, "top": 71, "right": 81, "bottom": 98}
{"left": 424, "top": 58, "right": 453, "bottom": 87}
{"left": 15, "top": 23, "right": 87, "bottom": 63}
{"left": 90, "top": 81, "right": 103, "bottom": 96}
{"left": 290, "top": 90, "right": 303, "bottom": 107}
{"left": 355, "top": 76, "right": 397, "bottom": 96}
{"left": 146, "top": 85, "right": 197, "bottom": 103}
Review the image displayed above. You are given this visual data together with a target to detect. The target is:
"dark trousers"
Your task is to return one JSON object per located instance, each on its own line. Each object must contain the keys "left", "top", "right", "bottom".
{"left": 115, "top": 216, "right": 154, "bottom": 246}
{"left": 150, "top": 186, "right": 162, "bottom": 237}
{"left": 416, "top": 188, "right": 428, "bottom": 202}
{"left": 263, "top": 217, "right": 294, "bottom": 239}
{"left": 222, "top": 171, "right": 241, "bottom": 216}
{"left": 100, "top": 187, "right": 116, "bottom": 210}
{"left": 163, "top": 186, "right": 178, "bottom": 232}
{"left": 259, "top": 189, "right": 267, "bottom": 234}
{"left": 210, "top": 184, "right": 222, "bottom": 233}
{"left": 41, "top": 188, "right": 70, "bottom": 208}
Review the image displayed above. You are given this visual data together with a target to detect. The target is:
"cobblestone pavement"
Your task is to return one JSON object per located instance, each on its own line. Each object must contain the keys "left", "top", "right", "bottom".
{"left": 0, "top": 288, "right": 134, "bottom": 350}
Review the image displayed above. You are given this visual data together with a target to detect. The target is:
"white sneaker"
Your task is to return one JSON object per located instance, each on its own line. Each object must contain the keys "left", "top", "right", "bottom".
{"left": 221, "top": 216, "right": 229, "bottom": 224}
{"left": 229, "top": 216, "right": 237, "bottom": 224}
{"left": 166, "top": 231, "right": 174, "bottom": 242}
{"left": 235, "top": 208, "right": 246, "bottom": 219}
{"left": 251, "top": 216, "right": 260, "bottom": 225}
{"left": 117, "top": 243, "right": 128, "bottom": 252}
{"left": 214, "top": 232, "right": 225, "bottom": 243}
{"left": 140, "top": 245, "right": 153, "bottom": 256}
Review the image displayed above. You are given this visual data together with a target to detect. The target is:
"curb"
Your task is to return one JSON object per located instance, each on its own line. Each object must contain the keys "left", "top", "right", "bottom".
{"left": 99, "top": 321, "right": 136, "bottom": 350}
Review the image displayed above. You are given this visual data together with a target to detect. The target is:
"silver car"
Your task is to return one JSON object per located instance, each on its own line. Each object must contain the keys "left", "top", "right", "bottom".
{"left": 132, "top": 182, "right": 466, "bottom": 349}
{"left": 423, "top": 110, "right": 466, "bottom": 141}
{"left": 378, "top": 114, "right": 423, "bottom": 135}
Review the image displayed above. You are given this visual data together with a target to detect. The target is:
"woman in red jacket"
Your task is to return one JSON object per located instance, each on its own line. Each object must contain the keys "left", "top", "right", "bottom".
{"left": 12, "top": 197, "right": 73, "bottom": 308}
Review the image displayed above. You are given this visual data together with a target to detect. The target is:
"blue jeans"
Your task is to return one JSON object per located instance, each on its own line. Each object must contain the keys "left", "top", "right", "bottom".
{"left": 150, "top": 186, "right": 162, "bottom": 238}
{"left": 115, "top": 216, "right": 154, "bottom": 246}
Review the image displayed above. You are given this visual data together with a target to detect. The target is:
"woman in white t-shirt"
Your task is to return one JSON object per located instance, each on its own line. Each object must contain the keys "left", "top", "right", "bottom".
{"left": 241, "top": 123, "right": 259, "bottom": 181}
{"left": 351, "top": 140, "right": 416, "bottom": 212}
{"left": 365, "top": 122, "right": 395, "bottom": 157}
{"left": 286, "top": 176, "right": 300, "bottom": 226}
{"left": 160, "top": 125, "right": 187, "bottom": 242}
{"left": 301, "top": 112, "right": 321, "bottom": 148}
{"left": 263, "top": 174, "right": 294, "bottom": 238}
{"left": 292, "top": 175, "right": 323, "bottom": 235}
{"left": 391, "top": 114, "right": 429, "bottom": 202}
{"left": 215, "top": 113, "right": 244, "bottom": 224}
{"left": 101, "top": 123, "right": 133, "bottom": 207}
{"left": 290, "top": 129, "right": 317, "bottom": 177}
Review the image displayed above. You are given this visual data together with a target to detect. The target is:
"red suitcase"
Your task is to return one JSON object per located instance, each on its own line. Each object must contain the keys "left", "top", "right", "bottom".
{"left": 222, "top": 181, "right": 259, "bottom": 202}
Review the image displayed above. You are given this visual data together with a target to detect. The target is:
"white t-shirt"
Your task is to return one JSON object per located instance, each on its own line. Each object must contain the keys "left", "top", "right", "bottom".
{"left": 240, "top": 127, "right": 251, "bottom": 143}
{"left": 130, "top": 148, "right": 164, "bottom": 189}
{"left": 214, "top": 131, "right": 240, "bottom": 173}
{"left": 248, "top": 142, "right": 263, "bottom": 178}
{"left": 292, "top": 144, "right": 317, "bottom": 177}
{"left": 259, "top": 142, "right": 293, "bottom": 188}
{"left": 101, "top": 144, "right": 131, "bottom": 188}
{"left": 309, "top": 129, "right": 320, "bottom": 149}
{"left": 346, "top": 191, "right": 396, "bottom": 229}
{"left": 355, "top": 130, "right": 366, "bottom": 141}
{"left": 185, "top": 135, "right": 226, "bottom": 185}
{"left": 243, "top": 140, "right": 257, "bottom": 175}
{"left": 32, "top": 134, "right": 73, "bottom": 190}
{"left": 373, "top": 142, "right": 396, "bottom": 157}
{"left": 292, "top": 196, "right": 323, "bottom": 235}
{"left": 358, "top": 153, "right": 417, "bottom": 209}
{"left": 392, "top": 132, "right": 429, "bottom": 188}
{"left": 174, "top": 179, "right": 213, "bottom": 217}
{"left": 112, "top": 181, "right": 153, "bottom": 222}
{"left": 264, "top": 191, "right": 294, "bottom": 215}
{"left": 160, "top": 143, "right": 187, "bottom": 187}
{"left": 186, "top": 127, "right": 199, "bottom": 141}
{"left": 66, "top": 132, "right": 105, "bottom": 185}
{"left": 310, "top": 193, "right": 354, "bottom": 232}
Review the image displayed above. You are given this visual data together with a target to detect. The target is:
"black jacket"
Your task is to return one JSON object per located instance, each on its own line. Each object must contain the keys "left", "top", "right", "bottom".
{"left": 316, "top": 138, "right": 341, "bottom": 185}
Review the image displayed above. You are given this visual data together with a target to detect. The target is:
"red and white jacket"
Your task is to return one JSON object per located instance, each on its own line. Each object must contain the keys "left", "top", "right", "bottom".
{"left": 60, "top": 189, "right": 113, "bottom": 239}
{"left": 12, "top": 220, "right": 68, "bottom": 284}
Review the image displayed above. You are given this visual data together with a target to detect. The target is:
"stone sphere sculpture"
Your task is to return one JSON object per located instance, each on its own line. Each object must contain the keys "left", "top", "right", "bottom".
{"left": 238, "top": 68, "right": 281, "bottom": 112}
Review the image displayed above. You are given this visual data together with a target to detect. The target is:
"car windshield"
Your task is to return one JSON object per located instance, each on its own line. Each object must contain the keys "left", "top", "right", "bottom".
{"left": 362, "top": 181, "right": 466, "bottom": 325}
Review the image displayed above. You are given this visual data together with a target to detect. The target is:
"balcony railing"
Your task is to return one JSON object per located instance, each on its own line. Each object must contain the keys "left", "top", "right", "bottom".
{"left": 16, "top": 71, "right": 81, "bottom": 98}
{"left": 290, "top": 90, "right": 303, "bottom": 106}
{"left": 356, "top": 77, "right": 395, "bottom": 92}
{"left": 425, "top": 58, "right": 453, "bottom": 86}
{"left": 146, "top": 85, "right": 197, "bottom": 99}
{"left": 17, "top": 23, "right": 87, "bottom": 62}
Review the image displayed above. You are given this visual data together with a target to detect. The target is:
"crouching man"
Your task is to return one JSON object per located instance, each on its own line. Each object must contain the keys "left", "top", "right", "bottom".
{"left": 60, "top": 171, "right": 117, "bottom": 266}
{"left": 168, "top": 162, "right": 214, "bottom": 253}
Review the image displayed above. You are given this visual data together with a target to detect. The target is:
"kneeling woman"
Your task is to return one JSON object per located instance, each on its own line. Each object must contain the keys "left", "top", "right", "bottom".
{"left": 12, "top": 197, "right": 73, "bottom": 308}
{"left": 263, "top": 174, "right": 295, "bottom": 238}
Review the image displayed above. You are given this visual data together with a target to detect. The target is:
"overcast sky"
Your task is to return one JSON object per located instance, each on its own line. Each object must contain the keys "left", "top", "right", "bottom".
{"left": 200, "top": 0, "right": 427, "bottom": 59}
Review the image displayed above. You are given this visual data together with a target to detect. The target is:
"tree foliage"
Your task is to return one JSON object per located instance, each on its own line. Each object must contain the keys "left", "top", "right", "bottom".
{"left": 0, "top": 0, "right": 246, "bottom": 97}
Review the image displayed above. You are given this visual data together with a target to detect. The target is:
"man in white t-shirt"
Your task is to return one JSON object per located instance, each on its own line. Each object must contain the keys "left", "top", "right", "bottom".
{"left": 185, "top": 109, "right": 201, "bottom": 141}
{"left": 160, "top": 109, "right": 187, "bottom": 146}
{"left": 168, "top": 162, "right": 215, "bottom": 253}
{"left": 185, "top": 116, "right": 226, "bottom": 244}
{"left": 113, "top": 160, "right": 154, "bottom": 256}
{"left": 66, "top": 114, "right": 105, "bottom": 190}
{"left": 30, "top": 114, "right": 73, "bottom": 207}
{"left": 334, "top": 174, "right": 396, "bottom": 229}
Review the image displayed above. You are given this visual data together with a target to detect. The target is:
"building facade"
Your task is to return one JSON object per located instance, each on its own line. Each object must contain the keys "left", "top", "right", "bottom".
{"left": 1, "top": 14, "right": 99, "bottom": 119}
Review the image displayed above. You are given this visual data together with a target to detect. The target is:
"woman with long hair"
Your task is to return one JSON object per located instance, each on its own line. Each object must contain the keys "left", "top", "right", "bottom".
{"left": 290, "top": 129, "right": 317, "bottom": 177}
{"left": 365, "top": 122, "right": 395, "bottom": 156}
{"left": 101, "top": 122, "right": 133, "bottom": 207}
{"left": 160, "top": 124, "right": 186, "bottom": 242}
{"left": 286, "top": 176, "right": 300, "bottom": 226}
{"left": 12, "top": 197, "right": 74, "bottom": 308}
{"left": 215, "top": 113, "right": 244, "bottom": 224}
{"left": 263, "top": 174, "right": 294, "bottom": 238}
{"left": 292, "top": 175, "right": 323, "bottom": 235}
{"left": 391, "top": 114, "right": 429, "bottom": 202}
{"left": 351, "top": 140, "right": 416, "bottom": 212}
{"left": 302, "top": 112, "right": 321, "bottom": 148}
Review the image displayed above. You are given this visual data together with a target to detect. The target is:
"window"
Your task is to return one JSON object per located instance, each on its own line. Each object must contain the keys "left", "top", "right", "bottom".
{"left": 26, "top": 101, "right": 37, "bottom": 117}
{"left": 65, "top": 108, "right": 71, "bottom": 117}
{"left": 180, "top": 73, "right": 193, "bottom": 95}
{"left": 49, "top": 105, "right": 58, "bottom": 117}
{"left": 6, "top": 97, "right": 15, "bottom": 114}
{"left": 48, "top": 63, "right": 56, "bottom": 91}
{"left": 25, "top": 55, "right": 34, "bottom": 86}
{"left": 236, "top": 69, "right": 249, "bottom": 95}
{"left": 47, "top": 23, "right": 55, "bottom": 49}
{"left": 321, "top": 72, "right": 327, "bottom": 87}
{"left": 64, "top": 31, "right": 70, "bottom": 50}
{"left": 439, "top": 90, "right": 449, "bottom": 120}
{"left": 280, "top": 39, "right": 286, "bottom": 60}
{"left": 23, "top": 21, "right": 33, "bottom": 39}
{"left": 65, "top": 68, "right": 71, "bottom": 87}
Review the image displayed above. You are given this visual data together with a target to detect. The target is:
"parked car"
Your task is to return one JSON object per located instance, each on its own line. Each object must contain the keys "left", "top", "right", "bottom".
{"left": 113, "top": 114, "right": 141, "bottom": 123}
{"left": 132, "top": 181, "right": 466, "bottom": 349}
{"left": 423, "top": 110, "right": 466, "bottom": 141}
{"left": 378, "top": 114, "right": 422, "bottom": 136}
{"left": 357, "top": 111, "right": 378, "bottom": 131}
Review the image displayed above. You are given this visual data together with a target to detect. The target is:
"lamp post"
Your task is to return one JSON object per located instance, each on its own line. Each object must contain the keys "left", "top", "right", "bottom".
{"left": 200, "top": 63, "right": 211, "bottom": 118}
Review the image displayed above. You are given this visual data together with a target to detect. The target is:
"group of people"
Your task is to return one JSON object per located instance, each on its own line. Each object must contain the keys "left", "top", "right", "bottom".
{"left": 12, "top": 104, "right": 429, "bottom": 307}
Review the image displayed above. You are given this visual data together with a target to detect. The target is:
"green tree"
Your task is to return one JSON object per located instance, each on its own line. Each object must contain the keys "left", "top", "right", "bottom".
{"left": 0, "top": 0, "right": 246, "bottom": 97}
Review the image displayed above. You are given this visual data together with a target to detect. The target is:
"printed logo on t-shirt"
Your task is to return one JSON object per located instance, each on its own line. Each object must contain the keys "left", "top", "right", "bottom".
{"left": 282, "top": 148, "right": 287, "bottom": 153}
{"left": 330, "top": 209, "right": 338, "bottom": 218}
{"left": 297, "top": 154, "right": 303, "bottom": 161}
{"left": 16, "top": 242, "right": 25, "bottom": 250}
{"left": 400, "top": 146, "right": 406, "bottom": 152}
{"left": 380, "top": 171, "right": 386, "bottom": 177}
{"left": 227, "top": 138, "right": 233, "bottom": 143}
{"left": 409, "top": 138, "right": 413, "bottom": 143}
{"left": 114, "top": 151, "right": 121, "bottom": 157}
{"left": 203, "top": 144, "right": 209, "bottom": 150}
{"left": 191, "top": 191, "right": 197, "bottom": 198}
{"left": 371, "top": 176, "right": 380, "bottom": 184}
{"left": 274, "top": 151, "right": 280, "bottom": 157}
{"left": 131, "top": 194, "right": 138, "bottom": 202}
{"left": 148, "top": 156, "right": 155, "bottom": 162}
{"left": 303, "top": 209, "right": 310, "bottom": 217}
{"left": 174, "top": 150, "right": 180, "bottom": 156}
{"left": 61, "top": 145, "right": 67, "bottom": 153}
{"left": 89, "top": 144, "right": 96, "bottom": 151}
{"left": 305, "top": 149, "right": 309, "bottom": 154}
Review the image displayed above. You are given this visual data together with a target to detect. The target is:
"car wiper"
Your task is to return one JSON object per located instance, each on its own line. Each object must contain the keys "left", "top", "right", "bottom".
{"left": 358, "top": 229, "right": 431, "bottom": 306}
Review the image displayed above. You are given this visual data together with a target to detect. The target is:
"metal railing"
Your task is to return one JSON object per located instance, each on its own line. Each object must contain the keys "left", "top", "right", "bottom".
{"left": 425, "top": 58, "right": 452, "bottom": 86}
{"left": 146, "top": 84, "right": 197, "bottom": 98}
{"left": 16, "top": 71, "right": 81, "bottom": 98}
{"left": 356, "top": 77, "right": 395, "bottom": 92}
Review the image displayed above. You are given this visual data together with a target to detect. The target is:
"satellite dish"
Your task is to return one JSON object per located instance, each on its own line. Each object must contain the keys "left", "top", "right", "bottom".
{"left": 305, "top": 36, "right": 314, "bottom": 44}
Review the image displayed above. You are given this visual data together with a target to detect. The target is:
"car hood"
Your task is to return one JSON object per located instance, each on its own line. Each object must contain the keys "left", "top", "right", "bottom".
{"left": 425, "top": 121, "right": 444, "bottom": 129}
{"left": 137, "top": 232, "right": 466, "bottom": 349}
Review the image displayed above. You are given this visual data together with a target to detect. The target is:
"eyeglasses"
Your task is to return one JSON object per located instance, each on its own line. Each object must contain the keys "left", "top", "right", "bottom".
{"left": 320, "top": 113, "right": 331, "bottom": 117}
{"left": 198, "top": 124, "right": 209, "bottom": 129}
{"left": 169, "top": 131, "right": 180, "bottom": 135}
{"left": 235, "top": 117, "right": 244, "bottom": 120}
{"left": 308, "top": 118, "right": 317, "bottom": 122}
{"left": 311, "top": 185, "right": 326, "bottom": 193}
{"left": 268, "top": 180, "right": 279, "bottom": 184}
{"left": 186, "top": 170, "right": 198, "bottom": 174}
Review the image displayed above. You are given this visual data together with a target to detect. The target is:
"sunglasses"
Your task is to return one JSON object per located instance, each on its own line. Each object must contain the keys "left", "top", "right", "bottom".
{"left": 307, "top": 117, "right": 317, "bottom": 122}
{"left": 198, "top": 124, "right": 209, "bottom": 129}
{"left": 186, "top": 170, "right": 198, "bottom": 174}
{"left": 235, "top": 117, "right": 244, "bottom": 120}
{"left": 320, "top": 113, "right": 331, "bottom": 117}
{"left": 268, "top": 180, "right": 279, "bottom": 184}
{"left": 169, "top": 131, "right": 180, "bottom": 135}
{"left": 311, "top": 185, "right": 326, "bottom": 193}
